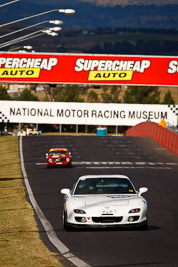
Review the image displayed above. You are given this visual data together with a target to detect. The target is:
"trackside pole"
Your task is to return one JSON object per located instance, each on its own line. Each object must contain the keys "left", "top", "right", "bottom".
{"left": 59, "top": 124, "right": 62, "bottom": 133}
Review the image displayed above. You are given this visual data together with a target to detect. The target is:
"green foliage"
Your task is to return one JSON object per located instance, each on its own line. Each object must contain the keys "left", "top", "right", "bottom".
{"left": 54, "top": 85, "right": 84, "bottom": 102}
{"left": 123, "top": 86, "right": 160, "bottom": 104}
{"left": 87, "top": 90, "right": 99, "bottom": 103}
{"left": 162, "top": 90, "right": 175, "bottom": 104}
{"left": 0, "top": 87, "right": 11, "bottom": 100}
{"left": 101, "top": 86, "right": 121, "bottom": 103}
{"left": 18, "top": 89, "right": 39, "bottom": 101}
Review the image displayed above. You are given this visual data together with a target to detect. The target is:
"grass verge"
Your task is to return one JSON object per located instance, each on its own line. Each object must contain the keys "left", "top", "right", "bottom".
{"left": 0, "top": 136, "right": 63, "bottom": 267}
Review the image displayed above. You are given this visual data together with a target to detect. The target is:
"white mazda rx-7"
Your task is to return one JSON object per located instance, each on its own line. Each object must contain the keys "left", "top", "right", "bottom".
{"left": 61, "top": 174, "right": 148, "bottom": 230}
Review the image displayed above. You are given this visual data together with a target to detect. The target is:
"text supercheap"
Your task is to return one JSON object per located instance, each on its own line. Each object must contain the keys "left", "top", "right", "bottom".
{"left": 74, "top": 58, "right": 151, "bottom": 73}
{"left": 0, "top": 57, "right": 58, "bottom": 70}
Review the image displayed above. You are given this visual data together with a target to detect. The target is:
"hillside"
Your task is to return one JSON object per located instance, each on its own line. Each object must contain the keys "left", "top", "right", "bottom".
{"left": 4, "top": 27, "right": 177, "bottom": 55}
{"left": 81, "top": 0, "right": 178, "bottom": 6}
{"left": 34, "top": 86, "right": 178, "bottom": 104}
{"left": 0, "top": 2, "right": 178, "bottom": 30}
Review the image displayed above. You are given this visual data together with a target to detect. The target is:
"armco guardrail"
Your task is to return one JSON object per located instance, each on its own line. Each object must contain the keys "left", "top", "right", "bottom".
{"left": 125, "top": 121, "right": 178, "bottom": 155}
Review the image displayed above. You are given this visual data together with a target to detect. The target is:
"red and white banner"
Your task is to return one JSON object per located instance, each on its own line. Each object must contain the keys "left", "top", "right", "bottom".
{"left": 0, "top": 52, "right": 178, "bottom": 86}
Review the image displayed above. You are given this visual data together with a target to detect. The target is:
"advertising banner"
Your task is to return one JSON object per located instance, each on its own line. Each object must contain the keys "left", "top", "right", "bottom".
{"left": 0, "top": 101, "right": 177, "bottom": 126}
{"left": 0, "top": 52, "right": 178, "bottom": 86}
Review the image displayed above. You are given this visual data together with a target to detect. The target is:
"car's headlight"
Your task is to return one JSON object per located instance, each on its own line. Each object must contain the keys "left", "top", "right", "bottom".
{"left": 66, "top": 158, "right": 71, "bottom": 162}
{"left": 74, "top": 209, "right": 86, "bottom": 214}
{"left": 129, "top": 208, "right": 140, "bottom": 213}
{"left": 49, "top": 159, "right": 53, "bottom": 163}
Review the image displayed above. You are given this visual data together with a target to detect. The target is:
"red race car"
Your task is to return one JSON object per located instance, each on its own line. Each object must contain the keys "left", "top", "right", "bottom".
{"left": 46, "top": 148, "right": 72, "bottom": 168}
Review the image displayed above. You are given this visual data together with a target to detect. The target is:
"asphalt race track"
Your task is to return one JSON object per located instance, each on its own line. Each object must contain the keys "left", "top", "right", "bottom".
{"left": 21, "top": 135, "right": 178, "bottom": 267}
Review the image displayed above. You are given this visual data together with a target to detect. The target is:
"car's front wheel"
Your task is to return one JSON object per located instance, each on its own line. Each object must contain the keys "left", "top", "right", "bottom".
{"left": 139, "top": 221, "right": 148, "bottom": 230}
{"left": 66, "top": 162, "right": 72, "bottom": 168}
{"left": 63, "top": 211, "right": 71, "bottom": 231}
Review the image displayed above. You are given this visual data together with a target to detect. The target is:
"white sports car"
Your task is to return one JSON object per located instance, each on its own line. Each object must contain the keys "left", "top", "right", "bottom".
{"left": 61, "top": 175, "right": 148, "bottom": 230}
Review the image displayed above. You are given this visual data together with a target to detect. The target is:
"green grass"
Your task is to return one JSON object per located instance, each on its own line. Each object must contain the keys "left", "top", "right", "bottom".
{"left": 0, "top": 136, "right": 63, "bottom": 267}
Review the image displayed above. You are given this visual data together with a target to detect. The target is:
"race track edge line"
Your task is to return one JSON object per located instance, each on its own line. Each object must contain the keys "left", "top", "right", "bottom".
{"left": 19, "top": 136, "right": 91, "bottom": 267}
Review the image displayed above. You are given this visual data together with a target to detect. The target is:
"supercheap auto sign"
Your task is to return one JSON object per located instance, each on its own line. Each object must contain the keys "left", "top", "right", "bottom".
{"left": 0, "top": 52, "right": 178, "bottom": 86}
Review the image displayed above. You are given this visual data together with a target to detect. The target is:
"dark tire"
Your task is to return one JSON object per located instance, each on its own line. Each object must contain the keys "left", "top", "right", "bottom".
{"left": 139, "top": 221, "right": 148, "bottom": 230}
{"left": 63, "top": 211, "right": 71, "bottom": 231}
{"left": 66, "top": 162, "right": 72, "bottom": 168}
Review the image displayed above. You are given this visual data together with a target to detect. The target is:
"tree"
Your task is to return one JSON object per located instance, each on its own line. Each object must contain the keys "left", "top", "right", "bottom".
{"left": 101, "top": 86, "right": 121, "bottom": 103}
{"left": 54, "top": 85, "right": 84, "bottom": 102}
{"left": 103, "top": 42, "right": 113, "bottom": 53}
{"left": 45, "top": 85, "right": 58, "bottom": 102}
{"left": 135, "top": 39, "right": 145, "bottom": 54}
{"left": 123, "top": 86, "right": 160, "bottom": 104}
{"left": 119, "top": 41, "right": 135, "bottom": 54}
{"left": 0, "top": 87, "right": 11, "bottom": 100}
{"left": 112, "top": 42, "right": 121, "bottom": 54}
{"left": 18, "top": 89, "right": 39, "bottom": 101}
{"left": 162, "top": 90, "right": 175, "bottom": 104}
{"left": 87, "top": 90, "right": 99, "bottom": 103}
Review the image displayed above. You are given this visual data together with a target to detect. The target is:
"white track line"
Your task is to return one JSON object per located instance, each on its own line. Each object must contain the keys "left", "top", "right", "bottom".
{"left": 35, "top": 161, "right": 177, "bottom": 169}
{"left": 80, "top": 167, "right": 171, "bottom": 169}
{"left": 19, "top": 136, "right": 91, "bottom": 267}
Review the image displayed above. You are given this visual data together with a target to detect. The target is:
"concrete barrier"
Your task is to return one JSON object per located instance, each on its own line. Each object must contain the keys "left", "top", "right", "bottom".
{"left": 125, "top": 121, "right": 178, "bottom": 155}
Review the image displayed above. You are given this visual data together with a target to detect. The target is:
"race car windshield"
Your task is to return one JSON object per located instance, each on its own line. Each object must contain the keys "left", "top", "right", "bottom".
{"left": 49, "top": 150, "right": 68, "bottom": 155}
{"left": 74, "top": 178, "right": 136, "bottom": 195}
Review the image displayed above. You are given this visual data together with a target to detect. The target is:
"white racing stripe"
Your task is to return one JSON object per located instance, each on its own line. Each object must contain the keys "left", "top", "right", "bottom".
{"left": 81, "top": 166, "right": 171, "bottom": 169}
{"left": 19, "top": 136, "right": 91, "bottom": 267}
{"left": 36, "top": 161, "right": 177, "bottom": 169}
{"left": 71, "top": 161, "right": 177, "bottom": 166}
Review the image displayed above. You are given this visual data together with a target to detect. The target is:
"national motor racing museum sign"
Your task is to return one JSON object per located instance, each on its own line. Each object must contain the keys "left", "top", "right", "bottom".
{"left": 0, "top": 52, "right": 178, "bottom": 86}
{"left": 0, "top": 101, "right": 177, "bottom": 126}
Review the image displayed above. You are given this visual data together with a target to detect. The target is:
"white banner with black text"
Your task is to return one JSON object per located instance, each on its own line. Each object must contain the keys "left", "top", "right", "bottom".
{"left": 0, "top": 101, "right": 177, "bottom": 126}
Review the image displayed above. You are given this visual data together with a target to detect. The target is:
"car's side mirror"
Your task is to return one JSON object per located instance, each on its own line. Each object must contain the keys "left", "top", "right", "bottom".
{"left": 68, "top": 152, "right": 71, "bottom": 155}
{"left": 46, "top": 153, "right": 48, "bottom": 158}
{"left": 139, "top": 187, "right": 148, "bottom": 196}
{"left": 61, "top": 188, "right": 70, "bottom": 196}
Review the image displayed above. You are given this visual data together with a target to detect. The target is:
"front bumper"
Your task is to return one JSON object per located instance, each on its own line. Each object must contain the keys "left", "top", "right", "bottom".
{"left": 47, "top": 158, "right": 72, "bottom": 167}
{"left": 67, "top": 212, "right": 147, "bottom": 228}
{"left": 67, "top": 219, "right": 147, "bottom": 229}
{"left": 47, "top": 161, "right": 71, "bottom": 167}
